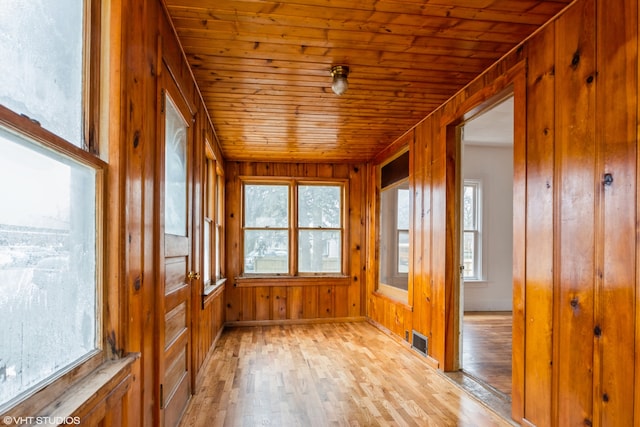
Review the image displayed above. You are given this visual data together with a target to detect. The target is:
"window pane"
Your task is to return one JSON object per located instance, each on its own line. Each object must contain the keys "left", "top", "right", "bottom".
{"left": 0, "top": 0, "right": 84, "bottom": 146}
{"left": 463, "top": 231, "right": 476, "bottom": 278}
{"left": 398, "top": 230, "right": 409, "bottom": 273}
{"left": 215, "top": 226, "right": 221, "bottom": 279}
{"left": 463, "top": 184, "right": 476, "bottom": 230}
{"left": 379, "top": 184, "right": 408, "bottom": 291}
{"left": 0, "top": 126, "right": 97, "bottom": 408}
{"left": 298, "top": 230, "right": 341, "bottom": 273}
{"left": 298, "top": 185, "right": 340, "bottom": 228}
{"left": 397, "top": 188, "right": 410, "bottom": 229}
{"left": 244, "top": 230, "right": 288, "bottom": 273}
{"left": 244, "top": 185, "right": 288, "bottom": 228}
{"left": 164, "top": 96, "right": 188, "bottom": 236}
{"left": 203, "top": 220, "right": 211, "bottom": 284}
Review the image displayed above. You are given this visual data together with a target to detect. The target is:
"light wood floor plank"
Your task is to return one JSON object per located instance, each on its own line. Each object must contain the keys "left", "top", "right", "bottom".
{"left": 462, "top": 312, "right": 512, "bottom": 397}
{"left": 179, "top": 322, "right": 511, "bottom": 426}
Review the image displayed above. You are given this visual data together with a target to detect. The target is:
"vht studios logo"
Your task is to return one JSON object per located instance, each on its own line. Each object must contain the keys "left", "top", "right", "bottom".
{"left": 3, "top": 416, "right": 81, "bottom": 425}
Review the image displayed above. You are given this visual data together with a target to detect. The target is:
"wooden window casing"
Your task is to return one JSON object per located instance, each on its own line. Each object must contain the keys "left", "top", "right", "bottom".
{"left": 0, "top": 0, "right": 112, "bottom": 416}
{"left": 239, "top": 178, "right": 347, "bottom": 279}
{"left": 377, "top": 150, "right": 410, "bottom": 303}
{"left": 203, "top": 143, "right": 226, "bottom": 296}
{"left": 462, "top": 180, "right": 482, "bottom": 280}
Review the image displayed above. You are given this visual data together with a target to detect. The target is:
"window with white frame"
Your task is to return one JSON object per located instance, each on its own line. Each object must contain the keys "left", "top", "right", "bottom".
{"left": 242, "top": 181, "right": 343, "bottom": 275}
{"left": 463, "top": 180, "right": 482, "bottom": 280}
{"left": 0, "top": 0, "right": 102, "bottom": 412}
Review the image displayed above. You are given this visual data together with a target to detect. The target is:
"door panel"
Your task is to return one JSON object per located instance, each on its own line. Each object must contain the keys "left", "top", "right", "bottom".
{"left": 160, "top": 75, "right": 193, "bottom": 427}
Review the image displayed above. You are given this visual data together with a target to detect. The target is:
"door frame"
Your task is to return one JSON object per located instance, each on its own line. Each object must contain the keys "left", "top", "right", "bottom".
{"left": 440, "top": 61, "right": 527, "bottom": 422}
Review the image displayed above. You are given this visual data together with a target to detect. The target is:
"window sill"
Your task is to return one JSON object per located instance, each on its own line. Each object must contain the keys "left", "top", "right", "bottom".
{"left": 372, "top": 289, "right": 413, "bottom": 311}
{"left": 463, "top": 280, "right": 489, "bottom": 288}
{"left": 3, "top": 354, "right": 139, "bottom": 424}
{"left": 235, "top": 275, "right": 351, "bottom": 287}
{"left": 204, "top": 278, "right": 227, "bottom": 296}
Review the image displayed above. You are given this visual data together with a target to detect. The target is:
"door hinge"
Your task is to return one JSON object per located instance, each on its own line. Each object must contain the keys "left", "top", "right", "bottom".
{"left": 160, "top": 384, "right": 164, "bottom": 409}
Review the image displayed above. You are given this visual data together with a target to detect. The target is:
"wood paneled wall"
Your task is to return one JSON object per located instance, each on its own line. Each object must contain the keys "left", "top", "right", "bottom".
{"left": 365, "top": 131, "right": 418, "bottom": 348}
{"left": 224, "top": 162, "right": 367, "bottom": 323}
{"left": 369, "top": 0, "right": 639, "bottom": 424}
{"left": 193, "top": 287, "right": 225, "bottom": 389}
{"left": 115, "top": 0, "right": 226, "bottom": 425}
{"left": 20, "top": 0, "right": 636, "bottom": 425}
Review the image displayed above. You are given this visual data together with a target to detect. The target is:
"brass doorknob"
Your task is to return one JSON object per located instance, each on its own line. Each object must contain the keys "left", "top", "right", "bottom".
{"left": 188, "top": 271, "right": 201, "bottom": 280}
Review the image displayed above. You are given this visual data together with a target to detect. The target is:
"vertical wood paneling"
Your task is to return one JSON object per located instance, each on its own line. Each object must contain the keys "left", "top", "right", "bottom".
{"left": 122, "top": 1, "right": 160, "bottom": 425}
{"left": 412, "top": 123, "right": 426, "bottom": 337}
{"left": 511, "top": 64, "right": 527, "bottom": 422}
{"left": 195, "top": 289, "right": 225, "bottom": 390}
{"left": 523, "top": 26, "right": 556, "bottom": 426}
{"left": 242, "top": 287, "right": 255, "bottom": 321}
{"left": 255, "top": 287, "right": 271, "bottom": 320}
{"left": 334, "top": 285, "right": 349, "bottom": 318}
{"left": 98, "top": 0, "right": 640, "bottom": 425}
{"left": 303, "top": 286, "right": 319, "bottom": 319}
{"left": 443, "top": 124, "right": 460, "bottom": 371}
{"left": 288, "top": 287, "right": 303, "bottom": 319}
{"left": 430, "top": 110, "right": 447, "bottom": 366}
{"left": 348, "top": 165, "right": 364, "bottom": 317}
{"left": 317, "top": 163, "right": 333, "bottom": 178}
{"left": 413, "top": 119, "right": 434, "bottom": 346}
{"left": 423, "top": 118, "right": 435, "bottom": 344}
{"left": 318, "top": 285, "right": 334, "bottom": 318}
{"left": 360, "top": 1, "right": 640, "bottom": 425}
{"left": 226, "top": 162, "right": 243, "bottom": 321}
{"left": 596, "top": 0, "right": 637, "bottom": 424}
{"left": 636, "top": 0, "right": 640, "bottom": 420}
{"left": 272, "top": 287, "right": 288, "bottom": 320}
{"left": 554, "top": 2, "right": 596, "bottom": 424}
{"left": 224, "top": 162, "right": 365, "bottom": 324}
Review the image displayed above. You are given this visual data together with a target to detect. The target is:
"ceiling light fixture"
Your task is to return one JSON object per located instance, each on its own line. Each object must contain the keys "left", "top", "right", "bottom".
{"left": 330, "top": 65, "right": 349, "bottom": 96}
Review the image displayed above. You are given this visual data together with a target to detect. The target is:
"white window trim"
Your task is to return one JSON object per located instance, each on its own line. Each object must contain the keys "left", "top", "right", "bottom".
{"left": 463, "top": 179, "right": 484, "bottom": 282}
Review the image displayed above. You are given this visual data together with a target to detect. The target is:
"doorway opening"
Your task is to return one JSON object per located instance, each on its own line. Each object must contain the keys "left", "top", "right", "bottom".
{"left": 459, "top": 95, "right": 514, "bottom": 402}
{"left": 440, "top": 91, "right": 516, "bottom": 420}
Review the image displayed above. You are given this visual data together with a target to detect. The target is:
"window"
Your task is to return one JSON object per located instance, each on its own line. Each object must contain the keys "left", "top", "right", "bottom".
{"left": 242, "top": 181, "right": 344, "bottom": 275}
{"left": 164, "top": 95, "right": 188, "bottom": 237}
{"left": 397, "top": 187, "right": 410, "bottom": 274}
{"left": 0, "top": 0, "right": 102, "bottom": 412}
{"left": 378, "top": 151, "right": 410, "bottom": 299}
{"left": 463, "top": 180, "right": 482, "bottom": 280}
{"left": 203, "top": 150, "right": 224, "bottom": 291}
{"left": 0, "top": 1, "right": 85, "bottom": 148}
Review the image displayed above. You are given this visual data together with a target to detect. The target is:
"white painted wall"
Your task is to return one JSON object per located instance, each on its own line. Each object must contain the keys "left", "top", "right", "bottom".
{"left": 462, "top": 144, "right": 513, "bottom": 311}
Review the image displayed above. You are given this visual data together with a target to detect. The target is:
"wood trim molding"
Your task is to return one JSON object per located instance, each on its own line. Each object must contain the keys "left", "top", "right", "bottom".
{"left": 202, "top": 281, "right": 225, "bottom": 309}
{"left": 234, "top": 275, "right": 351, "bottom": 287}
{"left": 226, "top": 316, "right": 366, "bottom": 327}
{"left": 371, "top": 291, "right": 413, "bottom": 312}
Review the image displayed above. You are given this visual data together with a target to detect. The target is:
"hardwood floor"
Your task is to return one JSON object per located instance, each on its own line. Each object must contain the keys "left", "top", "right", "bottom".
{"left": 462, "top": 312, "right": 512, "bottom": 397}
{"left": 179, "top": 322, "right": 511, "bottom": 426}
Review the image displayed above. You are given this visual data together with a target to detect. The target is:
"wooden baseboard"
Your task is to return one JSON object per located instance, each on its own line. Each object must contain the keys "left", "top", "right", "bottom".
{"left": 225, "top": 316, "right": 367, "bottom": 327}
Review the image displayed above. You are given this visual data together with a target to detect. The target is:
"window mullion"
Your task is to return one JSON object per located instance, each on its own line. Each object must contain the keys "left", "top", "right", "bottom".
{"left": 291, "top": 182, "right": 297, "bottom": 275}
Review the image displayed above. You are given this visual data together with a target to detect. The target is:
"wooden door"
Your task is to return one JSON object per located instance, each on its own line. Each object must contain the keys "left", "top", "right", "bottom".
{"left": 159, "top": 73, "right": 194, "bottom": 427}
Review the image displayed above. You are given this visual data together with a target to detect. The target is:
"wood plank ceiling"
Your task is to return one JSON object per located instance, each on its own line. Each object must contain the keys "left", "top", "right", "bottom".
{"left": 163, "top": 0, "right": 572, "bottom": 163}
